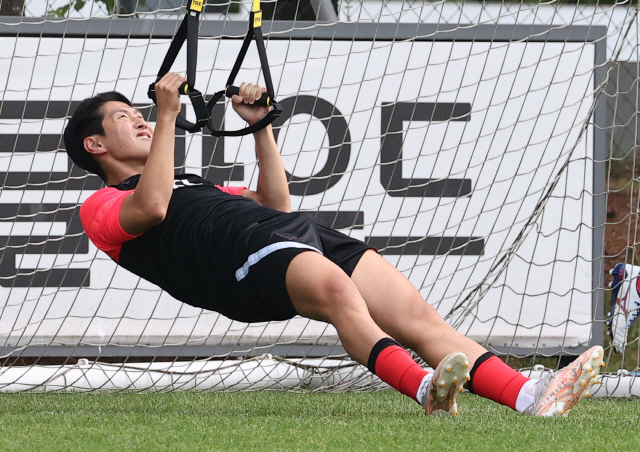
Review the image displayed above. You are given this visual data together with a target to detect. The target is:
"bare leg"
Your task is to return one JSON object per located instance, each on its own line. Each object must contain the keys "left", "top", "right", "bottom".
{"left": 285, "top": 250, "right": 473, "bottom": 411}
{"left": 351, "top": 250, "right": 487, "bottom": 368}
{"left": 285, "top": 251, "right": 387, "bottom": 365}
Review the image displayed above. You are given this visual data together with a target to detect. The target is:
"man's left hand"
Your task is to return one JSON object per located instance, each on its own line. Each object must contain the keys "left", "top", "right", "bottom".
{"left": 231, "top": 82, "right": 271, "bottom": 125}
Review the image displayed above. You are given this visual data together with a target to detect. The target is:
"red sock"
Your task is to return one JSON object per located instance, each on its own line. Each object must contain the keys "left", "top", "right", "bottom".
{"left": 369, "top": 340, "right": 428, "bottom": 403}
{"left": 469, "top": 353, "right": 529, "bottom": 411}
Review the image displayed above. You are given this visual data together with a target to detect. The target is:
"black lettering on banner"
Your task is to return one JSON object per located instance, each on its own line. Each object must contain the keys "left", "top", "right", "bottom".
{"left": 0, "top": 204, "right": 89, "bottom": 287}
{"left": 373, "top": 101, "right": 484, "bottom": 256}
{"left": 201, "top": 96, "right": 483, "bottom": 254}
{"left": 0, "top": 101, "right": 186, "bottom": 287}
{"left": 202, "top": 97, "right": 353, "bottom": 187}
{"left": 380, "top": 102, "right": 472, "bottom": 197}
{"left": 200, "top": 96, "right": 362, "bottom": 230}
{"left": 271, "top": 96, "right": 351, "bottom": 196}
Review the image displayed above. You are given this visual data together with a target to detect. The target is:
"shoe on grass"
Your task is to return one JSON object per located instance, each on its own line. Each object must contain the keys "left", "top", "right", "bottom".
{"left": 523, "top": 345, "right": 605, "bottom": 417}
{"left": 424, "top": 352, "right": 470, "bottom": 416}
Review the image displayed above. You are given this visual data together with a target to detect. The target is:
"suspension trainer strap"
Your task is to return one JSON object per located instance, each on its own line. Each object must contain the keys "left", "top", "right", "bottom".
{"left": 206, "top": 0, "right": 281, "bottom": 137}
{"left": 147, "top": 0, "right": 210, "bottom": 133}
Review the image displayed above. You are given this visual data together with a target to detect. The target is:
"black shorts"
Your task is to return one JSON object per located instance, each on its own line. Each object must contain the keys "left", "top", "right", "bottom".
{"left": 228, "top": 212, "right": 373, "bottom": 322}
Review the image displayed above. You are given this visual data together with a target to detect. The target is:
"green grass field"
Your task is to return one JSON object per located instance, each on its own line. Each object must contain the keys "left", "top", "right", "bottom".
{"left": 0, "top": 391, "right": 638, "bottom": 451}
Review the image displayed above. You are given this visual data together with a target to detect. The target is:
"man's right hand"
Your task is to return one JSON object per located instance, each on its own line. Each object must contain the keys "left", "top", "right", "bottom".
{"left": 154, "top": 72, "right": 186, "bottom": 120}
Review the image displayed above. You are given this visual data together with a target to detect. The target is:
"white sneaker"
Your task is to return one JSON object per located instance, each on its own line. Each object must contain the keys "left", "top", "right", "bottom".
{"left": 609, "top": 264, "right": 640, "bottom": 353}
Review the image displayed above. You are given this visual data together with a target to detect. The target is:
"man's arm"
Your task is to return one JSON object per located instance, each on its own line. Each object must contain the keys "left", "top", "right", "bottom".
{"left": 247, "top": 125, "right": 291, "bottom": 212}
{"left": 119, "top": 73, "right": 186, "bottom": 235}
{"left": 232, "top": 83, "right": 291, "bottom": 213}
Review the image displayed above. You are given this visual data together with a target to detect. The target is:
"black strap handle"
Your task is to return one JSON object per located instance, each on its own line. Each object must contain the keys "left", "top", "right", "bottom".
{"left": 147, "top": 0, "right": 211, "bottom": 133}
{"left": 207, "top": 90, "right": 279, "bottom": 137}
{"left": 225, "top": 85, "right": 271, "bottom": 107}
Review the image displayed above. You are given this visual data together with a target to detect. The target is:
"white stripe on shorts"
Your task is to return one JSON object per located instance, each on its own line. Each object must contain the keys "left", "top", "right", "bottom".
{"left": 235, "top": 242, "right": 322, "bottom": 281}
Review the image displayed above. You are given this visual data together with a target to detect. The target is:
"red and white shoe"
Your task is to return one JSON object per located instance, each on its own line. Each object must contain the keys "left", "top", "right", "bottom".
{"left": 523, "top": 345, "right": 605, "bottom": 417}
{"left": 424, "top": 352, "right": 470, "bottom": 416}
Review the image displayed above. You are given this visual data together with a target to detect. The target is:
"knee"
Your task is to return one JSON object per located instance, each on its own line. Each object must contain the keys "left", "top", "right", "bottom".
{"left": 302, "top": 271, "right": 366, "bottom": 323}
{"left": 318, "top": 272, "right": 364, "bottom": 315}
{"left": 391, "top": 297, "right": 453, "bottom": 347}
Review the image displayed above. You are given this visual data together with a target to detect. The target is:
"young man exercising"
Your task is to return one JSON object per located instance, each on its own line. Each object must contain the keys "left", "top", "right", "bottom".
{"left": 64, "top": 72, "right": 605, "bottom": 416}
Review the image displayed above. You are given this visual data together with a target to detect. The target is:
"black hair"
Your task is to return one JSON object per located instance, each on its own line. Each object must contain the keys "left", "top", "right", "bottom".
{"left": 63, "top": 91, "right": 133, "bottom": 182}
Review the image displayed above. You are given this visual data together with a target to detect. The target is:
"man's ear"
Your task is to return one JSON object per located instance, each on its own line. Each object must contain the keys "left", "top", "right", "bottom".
{"left": 83, "top": 135, "right": 107, "bottom": 156}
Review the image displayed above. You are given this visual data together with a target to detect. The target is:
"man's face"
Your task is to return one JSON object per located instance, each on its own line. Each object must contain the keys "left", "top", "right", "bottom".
{"left": 97, "top": 101, "right": 155, "bottom": 162}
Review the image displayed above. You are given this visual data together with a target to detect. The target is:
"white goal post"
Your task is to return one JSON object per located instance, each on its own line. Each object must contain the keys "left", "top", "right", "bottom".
{"left": 0, "top": 5, "right": 637, "bottom": 396}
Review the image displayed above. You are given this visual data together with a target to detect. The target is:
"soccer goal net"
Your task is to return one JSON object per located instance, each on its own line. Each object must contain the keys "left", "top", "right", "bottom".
{"left": 0, "top": 0, "right": 639, "bottom": 396}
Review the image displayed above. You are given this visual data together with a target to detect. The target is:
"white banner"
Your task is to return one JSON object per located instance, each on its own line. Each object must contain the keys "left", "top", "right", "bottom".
{"left": 0, "top": 36, "right": 597, "bottom": 351}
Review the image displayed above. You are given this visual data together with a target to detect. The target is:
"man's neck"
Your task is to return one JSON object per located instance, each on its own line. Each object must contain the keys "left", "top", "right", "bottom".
{"left": 105, "top": 162, "right": 145, "bottom": 186}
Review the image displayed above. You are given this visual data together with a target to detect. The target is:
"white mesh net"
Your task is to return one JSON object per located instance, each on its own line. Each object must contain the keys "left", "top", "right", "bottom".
{"left": 0, "top": 0, "right": 639, "bottom": 396}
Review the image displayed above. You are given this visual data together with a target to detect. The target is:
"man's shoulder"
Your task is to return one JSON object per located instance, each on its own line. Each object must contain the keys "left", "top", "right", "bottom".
{"left": 83, "top": 186, "right": 124, "bottom": 207}
{"left": 80, "top": 186, "right": 132, "bottom": 225}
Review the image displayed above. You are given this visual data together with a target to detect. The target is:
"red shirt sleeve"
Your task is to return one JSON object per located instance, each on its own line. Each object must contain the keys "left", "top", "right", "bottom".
{"left": 81, "top": 184, "right": 245, "bottom": 261}
{"left": 215, "top": 185, "right": 246, "bottom": 196}
{"left": 80, "top": 188, "right": 141, "bottom": 262}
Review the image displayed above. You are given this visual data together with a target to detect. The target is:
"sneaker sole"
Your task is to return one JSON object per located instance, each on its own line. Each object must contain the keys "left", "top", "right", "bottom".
{"left": 425, "top": 352, "right": 471, "bottom": 417}
{"left": 571, "top": 345, "right": 605, "bottom": 403}
{"left": 537, "top": 345, "right": 605, "bottom": 417}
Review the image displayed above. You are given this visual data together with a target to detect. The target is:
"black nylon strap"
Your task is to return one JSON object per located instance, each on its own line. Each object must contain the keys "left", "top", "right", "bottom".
{"left": 207, "top": 90, "right": 279, "bottom": 137}
{"left": 226, "top": 29, "right": 254, "bottom": 89}
{"left": 205, "top": 9, "right": 281, "bottom": 137}
{"left": 147, "top": 2, "right": 211, "bottom": 133}
{"left": 150, "top": 4, "right": 280, "bottom": 136}
{"left": 157, "top": 15, "right": 187, "bottom": 77}
{"left": 186, "top": 12, "right": 198, "bottom": 89}
{"left": 253, "top": 27, "right": 276, "bottom": 99}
